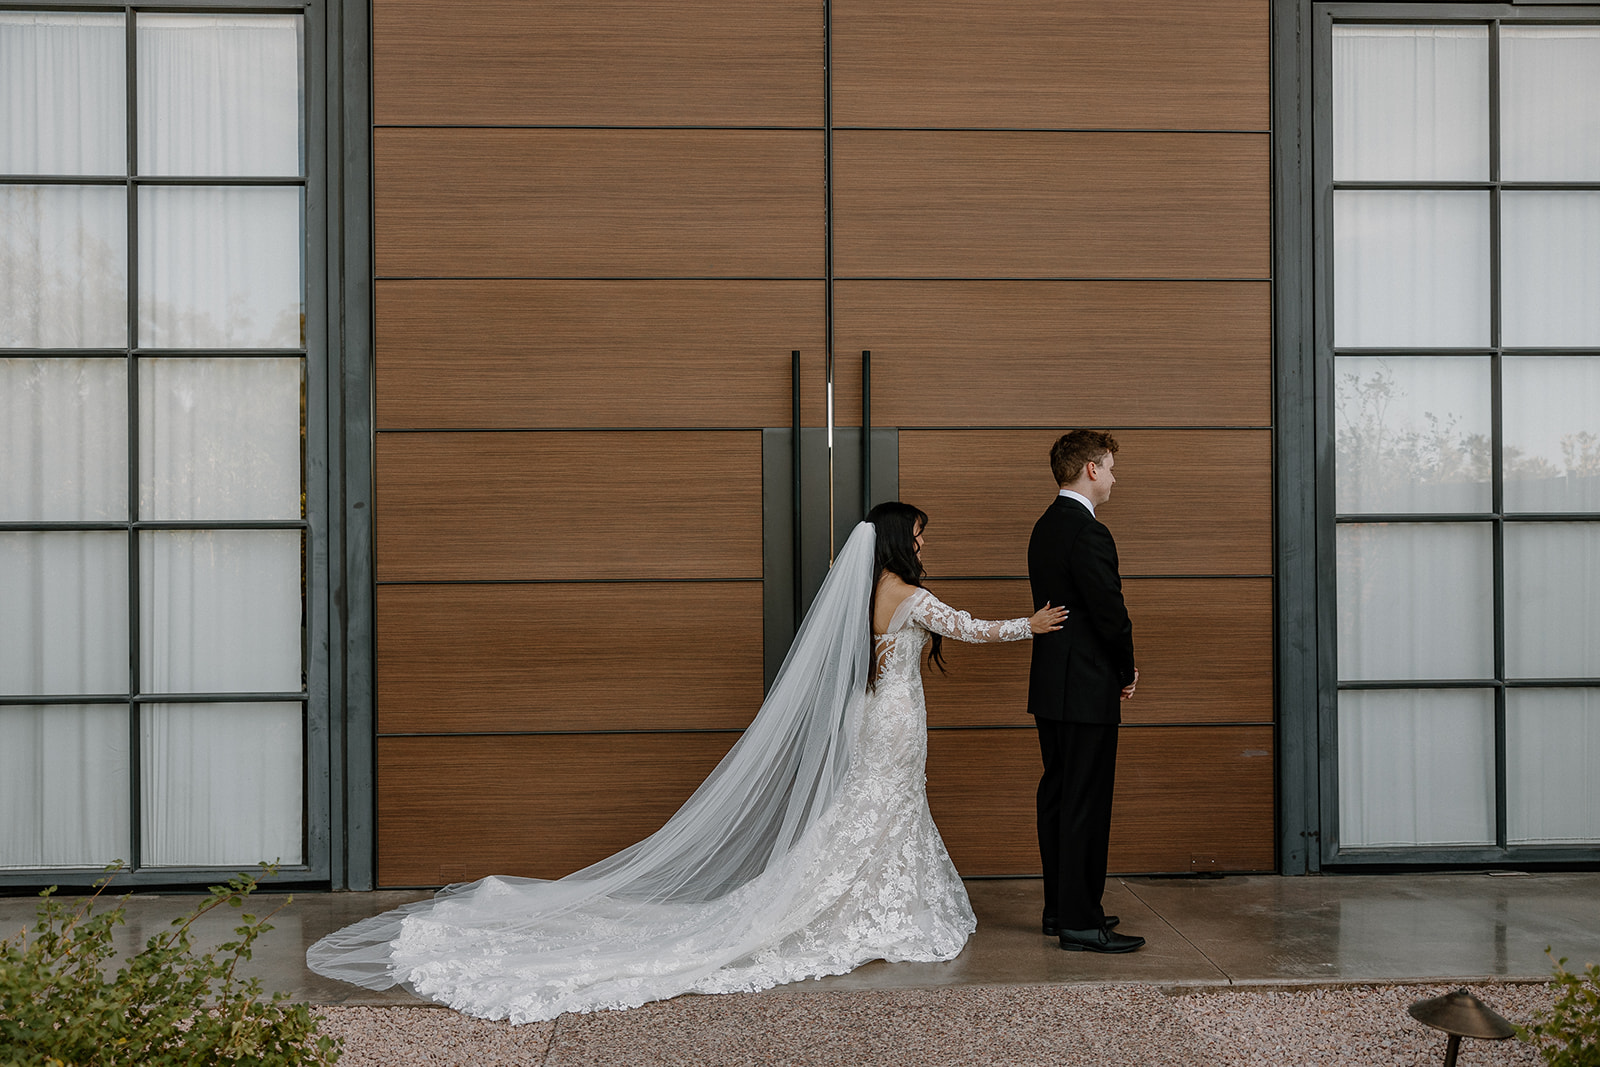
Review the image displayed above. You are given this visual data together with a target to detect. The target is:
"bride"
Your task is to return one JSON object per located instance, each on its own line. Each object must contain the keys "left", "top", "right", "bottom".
{"left": 307, "top": 502, "right": 1066, "bottom": 1023}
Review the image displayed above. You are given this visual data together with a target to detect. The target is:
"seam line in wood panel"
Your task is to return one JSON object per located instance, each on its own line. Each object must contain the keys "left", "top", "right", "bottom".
{"left": 377, "top": 577, "right": 763, "bottom": 586}
{"left": 834, "top": 126, "right": 1273, "bottom": 135}
{"left": 375, "top": 124, "right": 827, "bottom": 131}
{"left": 376, "top": 428, "right": 1272, "bottom": 434}
{"left": 374, "top": 275, "right": 829, "bottom": 282}
{"left": 833, "top": 277, "right": 1273, "bottom": 283}
{"left": 378, "top": 728, "right": 749, "bottom": 737}
{"left": 376, "top": 722, "right": 1275, "bottom": 738}
{"left": 926, "top": 573, "right": 1275, "bottom": 581}
{"left": 896, "top": 425, "right": 1274, "bottom": 432}
{"left": 375, "top": 427, "right": 779, "bottom": 434}
{"left": 372, "top": 126, "right": 1274, "bottom": 135}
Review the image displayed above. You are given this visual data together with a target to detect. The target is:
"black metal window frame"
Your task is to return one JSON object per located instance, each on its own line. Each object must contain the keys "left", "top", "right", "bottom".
{"left": 1303, "top": 2, "right": 1600, "bottom": 867}
{"left": 0, "top": 0, "right": 338, "bottom": 888}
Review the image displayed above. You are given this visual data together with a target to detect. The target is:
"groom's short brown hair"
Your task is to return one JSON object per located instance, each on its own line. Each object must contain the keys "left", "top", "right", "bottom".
{"left": 1050, "top": 430, "right": 1119, "bottom": 486}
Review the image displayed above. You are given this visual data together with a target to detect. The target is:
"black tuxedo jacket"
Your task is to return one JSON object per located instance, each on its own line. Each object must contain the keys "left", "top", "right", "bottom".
{"left": 1026, "top": 495, "right": 1136, "bottom": 725}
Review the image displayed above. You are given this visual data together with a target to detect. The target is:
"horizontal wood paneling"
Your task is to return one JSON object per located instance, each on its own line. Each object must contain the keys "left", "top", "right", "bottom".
{"left": 834, "top": 131, "right": 1269, "bottom": 279}
{"left": 373, "top": 0, "right": 821, "bottom": 127}
{"left": 377, "top": 733, "right": 739, "bottom": 885}
{"left": 375, "top": 281, "right": 826, "bottom": 429}
{"left": 375, "top": 130, "right": 824, "bottom": 278}
{"left": 834, "top": 0, "right": 1268, "bottom": 130}
{"left": 833, "top": 281, "right": 1270, "bottom": 428}
{"left": 926, "top": 725, "right": 1275, "bottom": 876}
{"left": 922, "top": 578, "right": 1273, "bottom": 727}
{"left": 899, "top": 430, "right": 1272, "bottom": 577}
{"left": 377, "top": 582, "right": 765, "bottom": 733}
{"left": 375, "top": 431, "right": 762, "bottom": 580}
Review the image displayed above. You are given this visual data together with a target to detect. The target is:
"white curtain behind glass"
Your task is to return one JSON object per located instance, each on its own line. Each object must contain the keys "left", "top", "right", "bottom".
{"left": 1500, "top": 27, "right": 1600, "bottom": 182}
{"left": 1502, "top": 357, "right": 1600, "bottom": 513}
{"left": 136, "top": 15, "right": 302, "bottom": 178}
{"left": 1333, "top": 25, "right": 1488, "bottom": 181}
{"left": 1508, "top": 689, "right": 1600, "bottom": 845}
{"left": 142, "top": 703, "right": 302, "bottom": 867}
{"left": 139, "top": 187, "right": 303, "bottom": 349}
{"left": 139, "top": 358, "right": 303, "bottom": 520}
{"left": 1338, "top": 690, "right": 1495, "bottom": 847}
{"left": 0, "top": 706, "right": 129, "bottom": 868}
{"left": 1, "top": 358, "right": 127, "bottom": 521}
{"left": 0, "top": 532, "right": 128, "bottom": 697}
{"left": 0, "top": 13, "right": 125, "bottom": 175}
{"left": 0, "top": 185, "right": 127, "bottom": 348}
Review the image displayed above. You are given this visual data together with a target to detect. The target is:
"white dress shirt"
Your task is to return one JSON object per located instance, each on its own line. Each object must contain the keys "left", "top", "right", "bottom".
{"left": 1058, "top": 488, "right": 1095, "bottom": 517}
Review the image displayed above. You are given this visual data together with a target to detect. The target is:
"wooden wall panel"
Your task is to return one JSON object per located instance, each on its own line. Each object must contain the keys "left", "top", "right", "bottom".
{"left": 926, "top": 725, "right": 1275, "bottom": 876}
{"left": 1110, "top": 726, "right": 1276, "bottom": 873}
{"left": 373, "top": 0, "right": 821, "bottom": 127}
{"left": 375, "top": 431, "right": 762, "bottom": 580}
{"left": 899, "top": 429, "right": 1272, "bottom": 577}
{"left": 922, "top": 578, "right": 1273, "bottom": 727}
{"left": 376, "top": 281, "right": 825, "bottom": 430}
{"left": 833, "top": 0, "right": 1268, "bottom": 130}
{"left": 833, "top": 281, "right": 1270, "bottom": 429}
{"left": 378, "top": 733, "right": 739, "bottom": 885}
{"left": 833, "top": 132, "right": 1269, "bottom": 279}
{"left": 377, "top": 582, "right": 764, "bottom": 733}
{"left": 375, "top": 130, "right": 824, "bottom": 278}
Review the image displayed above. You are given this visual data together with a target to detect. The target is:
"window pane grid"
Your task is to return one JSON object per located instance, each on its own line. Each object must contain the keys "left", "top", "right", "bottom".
{"left": 1330, "top": 17, "right": 1600, "bottom": 854}
{"left": 1, "top": 8, "right": 307, "bottom": 872}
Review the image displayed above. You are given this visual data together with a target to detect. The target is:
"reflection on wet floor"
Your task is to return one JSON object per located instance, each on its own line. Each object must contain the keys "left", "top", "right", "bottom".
{"left": 1, "top": 871, "right": 1595, "bottom": 1005}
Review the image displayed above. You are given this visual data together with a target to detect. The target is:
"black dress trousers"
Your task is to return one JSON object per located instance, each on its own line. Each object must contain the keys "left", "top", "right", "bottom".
{"left": 1035, "top": 717, "right": 1119, "bottom": 930}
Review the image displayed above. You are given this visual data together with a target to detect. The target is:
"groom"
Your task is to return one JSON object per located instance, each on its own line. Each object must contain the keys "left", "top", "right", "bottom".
{"left": 1027, "top": 430, "right": 1144, "bottom": 953}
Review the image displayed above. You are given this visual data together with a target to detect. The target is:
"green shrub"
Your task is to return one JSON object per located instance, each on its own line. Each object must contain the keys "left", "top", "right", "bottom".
{"left": 0, "top": 864, "right": 340, "bottom": 1066}
{"left": 1518, "top": 950, "right": 1600, "bottom": 1067}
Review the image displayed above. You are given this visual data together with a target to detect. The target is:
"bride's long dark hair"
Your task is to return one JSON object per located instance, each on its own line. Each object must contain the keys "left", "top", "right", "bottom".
{"left": 867, "top": 501, "right": 946, "bottom": 688}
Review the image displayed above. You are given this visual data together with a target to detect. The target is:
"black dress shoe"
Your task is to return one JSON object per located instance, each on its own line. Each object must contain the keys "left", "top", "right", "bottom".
{"left": 1043, "top": 915, "right": 1118, "bottom": 936}
{"left": 1058, "top": 926, "right": 1145, "bottom": 953}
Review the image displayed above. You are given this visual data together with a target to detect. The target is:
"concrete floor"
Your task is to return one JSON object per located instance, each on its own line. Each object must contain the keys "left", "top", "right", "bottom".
{"left": 4, "top": 871, "right": 1596, "bottom": 1006}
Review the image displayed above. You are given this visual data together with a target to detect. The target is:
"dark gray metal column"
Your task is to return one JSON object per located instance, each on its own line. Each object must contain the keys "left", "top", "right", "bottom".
{"left": 1272, "top": 0, "right": 1322, "bottom": 874}
{"left": 326, "top": 0, "right": 375, "bottom": 891}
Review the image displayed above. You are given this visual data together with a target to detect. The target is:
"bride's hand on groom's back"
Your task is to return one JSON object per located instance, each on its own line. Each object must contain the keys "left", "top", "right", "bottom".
{"left": 1029, "top": 603, "right": 1068, "bottom": 634}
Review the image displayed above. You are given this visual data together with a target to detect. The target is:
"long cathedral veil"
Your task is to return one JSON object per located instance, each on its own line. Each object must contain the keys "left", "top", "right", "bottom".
{"left": 306, "top": 522, "right": 879, "bottom": 1020}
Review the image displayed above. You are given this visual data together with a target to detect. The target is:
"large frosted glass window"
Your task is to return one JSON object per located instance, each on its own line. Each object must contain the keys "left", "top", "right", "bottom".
{"left": 1331, "top": 20, "right": 1600, "bottom": 856}
{"left": 1, "top": 10, "right": 307, "bottom": 874}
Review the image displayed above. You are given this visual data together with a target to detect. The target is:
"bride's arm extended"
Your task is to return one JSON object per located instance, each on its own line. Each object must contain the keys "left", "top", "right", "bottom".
{"left": 908, "top": 589, "right": 1066, "bottom": 643}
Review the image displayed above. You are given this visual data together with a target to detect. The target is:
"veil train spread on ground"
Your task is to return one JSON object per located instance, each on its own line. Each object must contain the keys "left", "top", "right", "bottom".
{"left": 306, "top": 522, "right": 882, "bottom": 1022}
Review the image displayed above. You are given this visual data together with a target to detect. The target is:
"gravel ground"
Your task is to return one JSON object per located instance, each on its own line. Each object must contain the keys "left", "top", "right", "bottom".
{"left": 315, "top": 981, "right": 1558, "bottom": 1066}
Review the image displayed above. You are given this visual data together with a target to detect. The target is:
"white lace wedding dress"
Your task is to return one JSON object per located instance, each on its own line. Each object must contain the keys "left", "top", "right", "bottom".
{"left": 306, "top": 524, "right": 1033, "bottom": 1024}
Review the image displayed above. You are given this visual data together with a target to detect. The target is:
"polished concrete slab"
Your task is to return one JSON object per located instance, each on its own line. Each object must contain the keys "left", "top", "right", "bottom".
{"left": 3, "top": 872, "right": 1596, "bottom": 1006}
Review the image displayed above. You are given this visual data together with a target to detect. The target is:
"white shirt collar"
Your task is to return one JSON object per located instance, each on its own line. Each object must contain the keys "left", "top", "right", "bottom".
{"left": 1058, "top": 488, "right": 1095, "bottom": 517}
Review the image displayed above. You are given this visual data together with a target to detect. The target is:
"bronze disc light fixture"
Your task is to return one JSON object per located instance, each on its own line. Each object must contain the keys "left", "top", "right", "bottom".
{"left": 1407, "top": 988, "right": 1516, "bottom": 1066}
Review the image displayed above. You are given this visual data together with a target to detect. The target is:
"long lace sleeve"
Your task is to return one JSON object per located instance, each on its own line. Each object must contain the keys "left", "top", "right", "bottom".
{"left": 907, "top": 588, "right": 1033, "bottom": 643}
